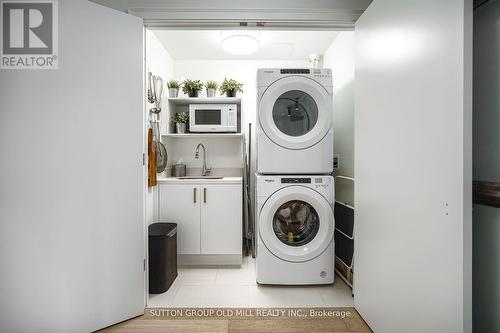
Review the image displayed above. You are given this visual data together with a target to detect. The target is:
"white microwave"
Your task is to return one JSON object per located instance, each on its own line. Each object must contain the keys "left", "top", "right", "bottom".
{"left": 189, "top": 104, "right": 237, "bottom": 133}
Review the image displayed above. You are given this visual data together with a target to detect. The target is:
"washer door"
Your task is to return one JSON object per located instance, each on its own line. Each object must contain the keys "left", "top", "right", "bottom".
{"left": 259, "top": 76, "right": 332, "bottom": 150}
{"left": 259, "top": 186, "right": 334, "bottom": 262}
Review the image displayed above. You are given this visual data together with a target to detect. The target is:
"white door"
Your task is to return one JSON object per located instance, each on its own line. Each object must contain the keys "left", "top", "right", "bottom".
{"left": 354, "top": 1, "right": 472, "bottom": 333}
{"left": 0, "top": 1, "right": 144, "bottom": 332}
{"left": 259, "top": 186, "right": 334, "bottom": 262}
{"left": 201, "top": 184, "right": 242, "bottom": 254}
{"left": 159, "top": 184, "right": 201, "bottom": 254}
{"left": 258, "top": 76, "right": 332, "bottom": 149}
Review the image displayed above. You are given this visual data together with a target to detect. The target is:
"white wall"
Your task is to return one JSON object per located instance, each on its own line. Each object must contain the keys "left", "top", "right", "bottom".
{"left": 472, "top": 1, "right": 500, "bottom": 332}
{"left": 323, "top": 32, "right": 355, "bottom": 206}
{"left": 146, "top": 30, "right": 174, "bottom": 85}
{"left": 165, "top": 137, "right": 243, "bottom": 169}
{"left": 145, "top": 30, "right": 174, "bottom": 225}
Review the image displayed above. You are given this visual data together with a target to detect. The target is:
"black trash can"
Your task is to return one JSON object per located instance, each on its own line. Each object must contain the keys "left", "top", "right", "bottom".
{"left": 148, "top": 222, "right": 178, "bottom": 294}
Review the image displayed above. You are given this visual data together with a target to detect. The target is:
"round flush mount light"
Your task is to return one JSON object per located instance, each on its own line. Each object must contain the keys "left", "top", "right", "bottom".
{"left": 221, "top": 35, "right": 260, "bottom": 55}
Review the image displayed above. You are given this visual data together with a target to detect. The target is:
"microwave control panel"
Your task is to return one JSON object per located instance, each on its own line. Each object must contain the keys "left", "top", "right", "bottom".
{"left": 228, "top": 106, "right": 237, "bottom": 126}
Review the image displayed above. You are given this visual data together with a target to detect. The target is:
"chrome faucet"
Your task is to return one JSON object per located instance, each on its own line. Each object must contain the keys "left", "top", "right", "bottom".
{"left": 195, "top": 143, "right": 212, "bottom": 176}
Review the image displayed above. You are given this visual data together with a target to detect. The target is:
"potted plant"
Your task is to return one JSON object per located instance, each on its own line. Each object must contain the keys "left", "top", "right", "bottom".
{"left": 205, "top": 80, "right": 218, "bottom": 98}
{"left": 182, "top": 79, "right": 203, "bottom": 98}
{"left": 219, "top": 78, "right": 243, "bottom": 97}
{"left": 167, "top": 80, "right": 180, "bottom": 98}
{"left": 171, "top": 112, "right": 189, "bottom": 133}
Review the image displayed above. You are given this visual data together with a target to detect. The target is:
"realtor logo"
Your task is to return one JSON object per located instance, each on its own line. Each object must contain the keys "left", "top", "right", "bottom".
{"left": 1, "top": 0, "right": 58, "bottom": 69}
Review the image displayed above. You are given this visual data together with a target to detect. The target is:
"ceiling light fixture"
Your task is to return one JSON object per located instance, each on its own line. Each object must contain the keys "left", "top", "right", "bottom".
{"left": 221, "top": 34, "right": 260, "bottom": 55}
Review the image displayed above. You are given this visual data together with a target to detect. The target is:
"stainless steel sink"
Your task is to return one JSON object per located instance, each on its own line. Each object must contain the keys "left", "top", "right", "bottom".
{"left": 177, "top": 176, "right": 224, "bottom": 179}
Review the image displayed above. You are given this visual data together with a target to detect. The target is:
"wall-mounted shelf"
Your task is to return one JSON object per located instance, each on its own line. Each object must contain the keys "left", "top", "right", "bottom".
{"left": 168, "top": 97, "right": 241, "bottom": 106}
{"left": 164, "top": 97, "right": 242, "bottom": 135}
{"left": 163, "top": 133, "right": 244, "bottom": 139}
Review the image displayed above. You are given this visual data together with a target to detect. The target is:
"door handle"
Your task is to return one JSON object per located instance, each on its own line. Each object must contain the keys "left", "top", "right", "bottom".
{"left": 204, "top": 188, "right": 207, "bottom": 203}
{"left": 193, "top": 188, "right": 197, "bottom": 203}
{"left": 473, "top": 180, "right": 500, "bottom": 208}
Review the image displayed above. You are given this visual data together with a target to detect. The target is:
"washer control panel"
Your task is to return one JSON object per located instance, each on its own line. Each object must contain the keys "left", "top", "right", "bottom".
{"left": 279, "top": 177, "right": 331, "bottom": 190}
{"left": 281, "top": 178, "right": 311, "bottom": 184}
{"left": 258, "top": 175, "right": 334, "bottom": 201}
{"left": 314, "top": 177, "right": 332, "bottom": 190}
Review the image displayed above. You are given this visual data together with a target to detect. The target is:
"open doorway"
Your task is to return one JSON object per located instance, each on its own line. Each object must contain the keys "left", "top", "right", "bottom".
{"left": 145, "top": 28, "right": 355, "bottom": 308}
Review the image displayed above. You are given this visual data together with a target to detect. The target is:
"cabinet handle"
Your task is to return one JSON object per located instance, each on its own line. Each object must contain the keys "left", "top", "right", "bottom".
{"left": 204, "top": 188, "right": 207, "bottom": 203}
{"left": 193, "top": 188, "right": 197, "bottom": 203}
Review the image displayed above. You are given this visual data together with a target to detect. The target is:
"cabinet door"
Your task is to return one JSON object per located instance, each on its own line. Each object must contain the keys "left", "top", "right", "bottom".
{"left": 159, "top": 184, "right": 200, "bottom": 254}
{"left": 200, "top": 184, "right": 242, "bottom": 254}
{"left": 0, "top": 3, "right": 144, "bottom": 332}
{"left": 354, "top": 1, "right": 472, "bottom": 332}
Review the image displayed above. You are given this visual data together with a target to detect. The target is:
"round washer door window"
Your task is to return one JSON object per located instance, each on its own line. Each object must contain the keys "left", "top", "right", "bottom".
{"left": 273, "top": 200, "right": 319, "bottom": 247}
{"left": 259, "top": 185, "right": 334, "bottom": 263}
{"left": 272, "top": 90, "right": 318, "bottom": 137}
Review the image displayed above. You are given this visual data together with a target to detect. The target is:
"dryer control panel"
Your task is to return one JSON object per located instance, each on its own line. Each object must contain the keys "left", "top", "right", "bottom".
{"left": 280, "top": 69, "right": 311, "bottom": 74}
{"left": 277, "top": 68, "right": 332, "bottom": 78}
{"left": 311, "top": 68, "right": 332, "bottom": 78}
{"left": 257, "top": 68, "right": 332, "bottom": 88}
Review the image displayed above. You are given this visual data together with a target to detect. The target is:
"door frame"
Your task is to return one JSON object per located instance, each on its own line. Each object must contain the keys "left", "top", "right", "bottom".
{"left": 89, "top": 0, "right": 371, "bottom": 30}
{"left": 133, "top": 6, "right": 472, "bottom": 332}
{"left": 138, "top": 10, "right": 362, "bottom": 310}
{"left": 142, "top": 27, "right": 149, "bottom": 305}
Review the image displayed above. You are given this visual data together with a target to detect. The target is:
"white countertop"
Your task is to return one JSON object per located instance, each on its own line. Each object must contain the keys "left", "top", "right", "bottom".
{"left": 157, "top": 167, "right": 243, "bottom": 184}
{"left": 157, "top": 176, "right": 242, "bottom": 184}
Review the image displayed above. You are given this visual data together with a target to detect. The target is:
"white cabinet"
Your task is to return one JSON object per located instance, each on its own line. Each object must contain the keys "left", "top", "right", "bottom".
{"left": 201, "top": 184, "right": 242, "bottom": 254}
{"left": 158, "top": 184, "right": 201, "bottom": 254}
{"left": 158, "top": 181, "right": 242, "bottom": 262}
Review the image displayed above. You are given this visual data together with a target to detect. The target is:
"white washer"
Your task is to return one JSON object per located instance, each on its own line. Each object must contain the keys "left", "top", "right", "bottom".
{"left": 256, "top": 174, "right": 335, "bottom": 285}
{"left": 257, "top": 68, "right": 334, "bottom": 174}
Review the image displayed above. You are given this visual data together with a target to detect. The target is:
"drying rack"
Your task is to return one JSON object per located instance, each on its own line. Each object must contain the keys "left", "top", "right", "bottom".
{"left": 243, "top": 123, "right": 255, "bottom": 258}
{"left": 334, "top": 175, "right": 355, "bottom": 290}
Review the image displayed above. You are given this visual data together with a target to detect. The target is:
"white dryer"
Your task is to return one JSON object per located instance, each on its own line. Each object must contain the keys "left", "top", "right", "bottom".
{"left": 256, "top": 174, "right": 335, "bottom": 285}
{"left": 257, "top": 68, "right": 333, "bottom": 174}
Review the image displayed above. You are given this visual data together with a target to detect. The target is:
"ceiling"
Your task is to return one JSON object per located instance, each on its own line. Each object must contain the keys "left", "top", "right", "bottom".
{"left": 152, "top": 30, "right": 339, "bottom": 60}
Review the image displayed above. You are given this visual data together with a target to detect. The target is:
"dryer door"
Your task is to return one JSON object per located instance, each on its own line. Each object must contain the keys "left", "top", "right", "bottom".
{"left": 259, "top": 186, "right": 334, "bottom": 262}
{"left": 259, "top": 76, "right": 332, "bottom": 150}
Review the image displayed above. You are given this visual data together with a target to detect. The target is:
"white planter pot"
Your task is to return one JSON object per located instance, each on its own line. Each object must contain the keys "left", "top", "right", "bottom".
{"left": 176, "top": 123, "right": 186, "bottom": 134}
{"left": 207, "top": 88, "right": 216, "bottom": 98}
{"left": 169, "top": 88, "right": 178, "bottom": 98}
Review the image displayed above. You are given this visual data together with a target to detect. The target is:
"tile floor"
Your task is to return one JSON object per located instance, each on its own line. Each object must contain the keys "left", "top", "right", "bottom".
{"left": 148, "top": 256, "right": 354, "bottom": 308}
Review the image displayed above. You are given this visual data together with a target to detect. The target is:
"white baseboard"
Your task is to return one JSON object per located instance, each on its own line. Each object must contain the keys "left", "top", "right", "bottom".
{"left": 178, "top": 254, "right": 243, "bottom": 267}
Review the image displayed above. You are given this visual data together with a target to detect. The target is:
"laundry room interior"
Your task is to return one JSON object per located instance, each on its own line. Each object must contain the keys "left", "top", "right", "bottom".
{"left": 2, "top": 0, "right": 480, "bottom": 331}
{"left": 145, "top": 28, "right": 355, "bottom": 308}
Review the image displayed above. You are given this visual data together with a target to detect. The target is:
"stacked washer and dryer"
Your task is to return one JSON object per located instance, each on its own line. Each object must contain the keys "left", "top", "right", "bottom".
{"left": 255, "top": 68, "right": 335, "bottom": 285}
